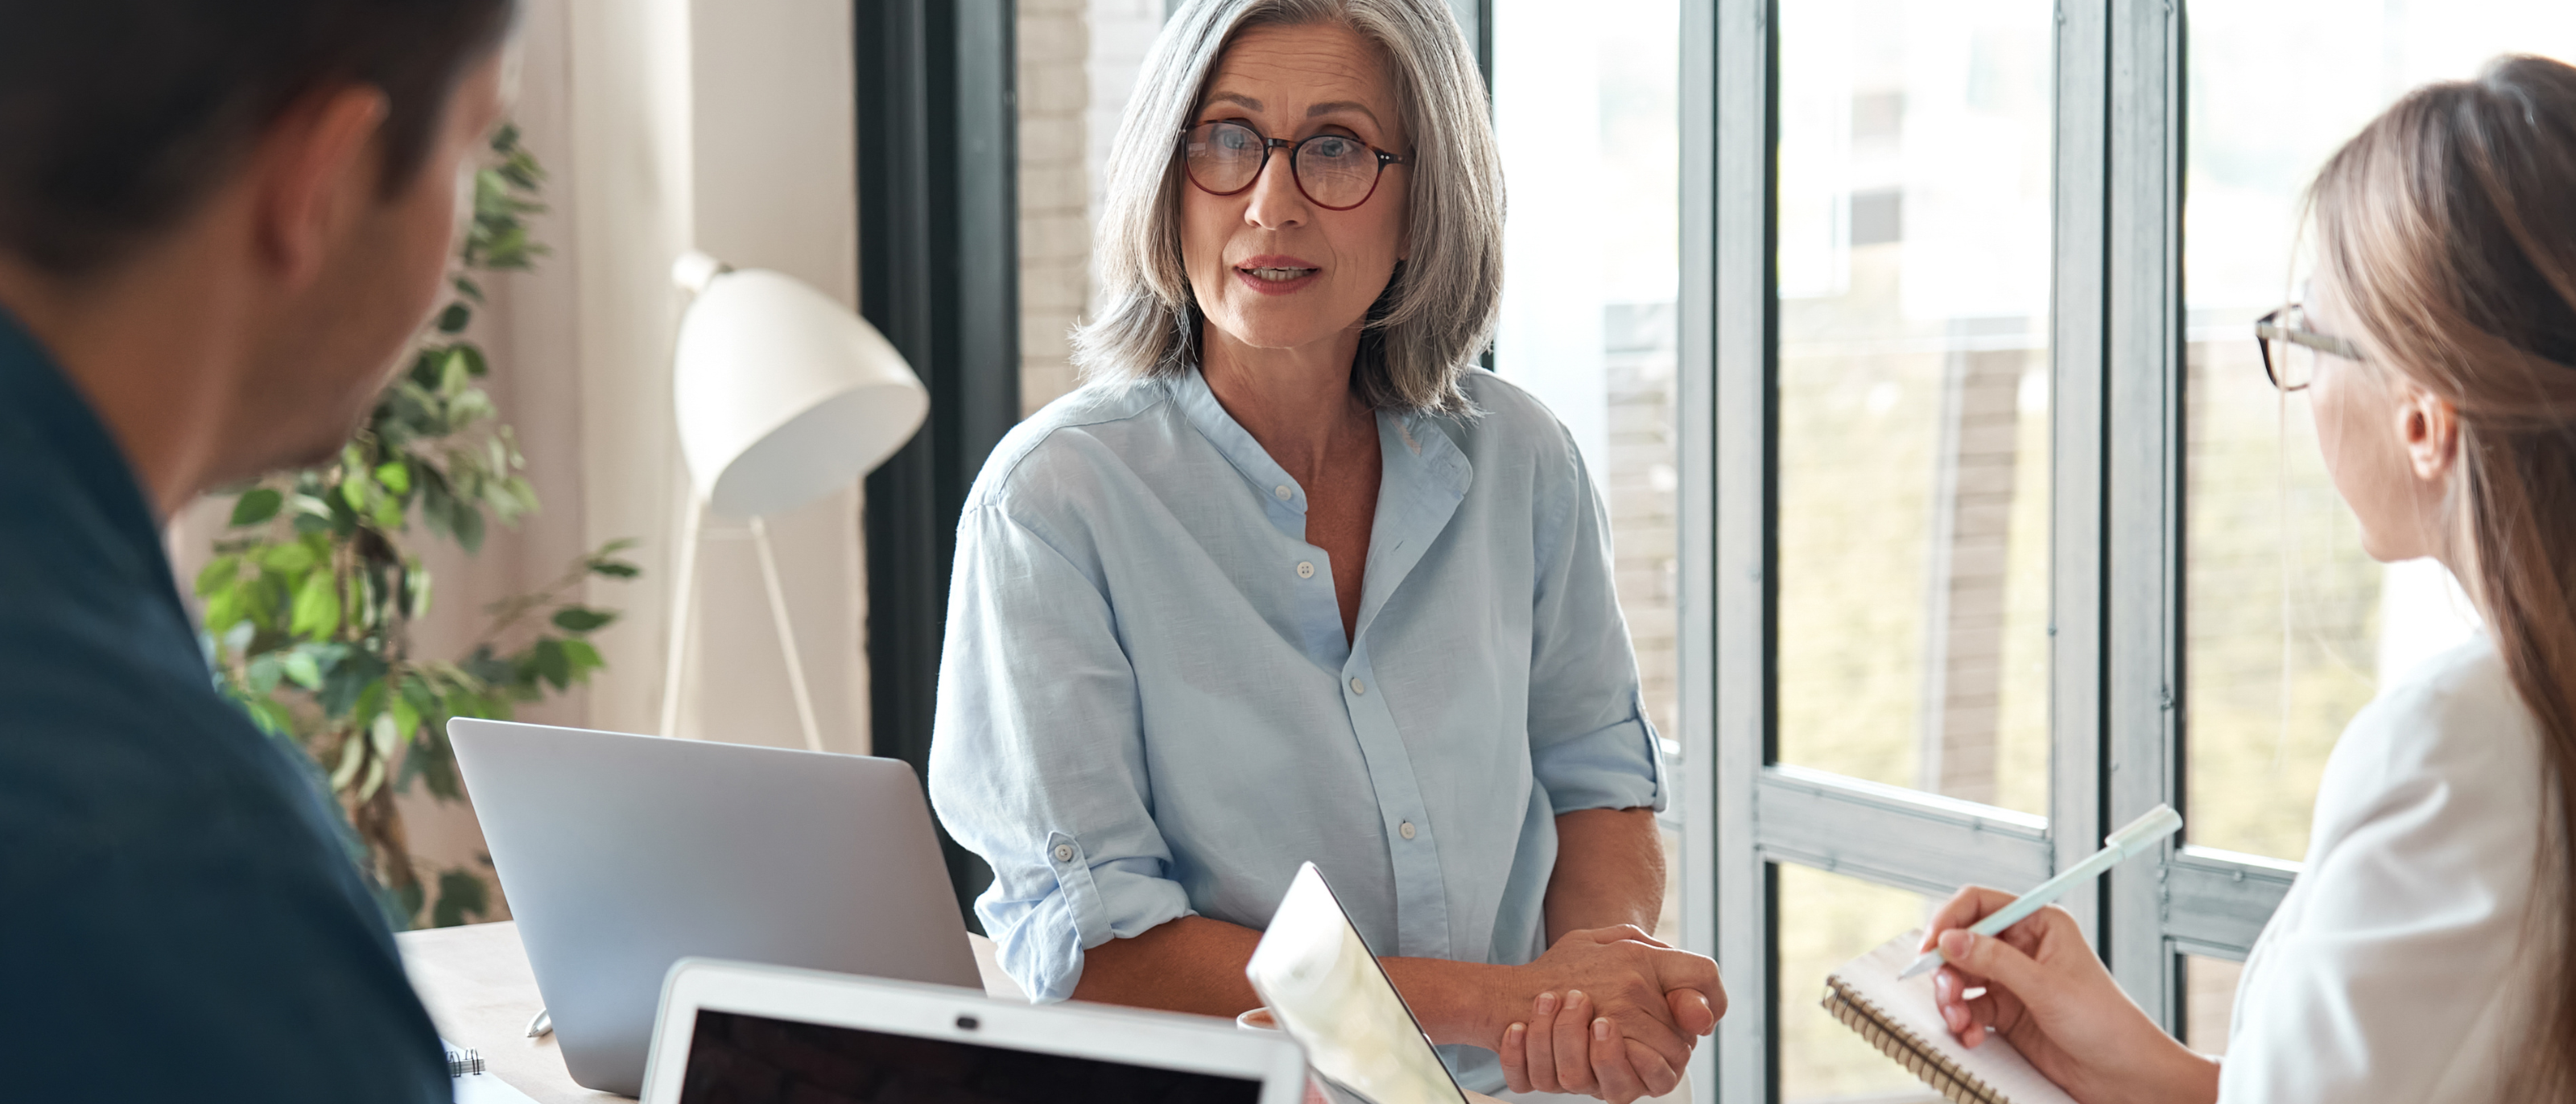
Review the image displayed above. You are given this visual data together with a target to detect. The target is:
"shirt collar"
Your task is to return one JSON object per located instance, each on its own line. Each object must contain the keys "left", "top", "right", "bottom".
{"left": 0, "top": 304, "right": 175, "bottom": 596}
{"left": 1163, "top": 365, "right": 1474, "bottom": 512}
{"left": 1166, "top": 365, "right": 1312, "bottom": 515}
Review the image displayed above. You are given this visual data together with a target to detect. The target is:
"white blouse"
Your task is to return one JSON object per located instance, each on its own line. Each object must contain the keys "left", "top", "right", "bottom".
{"left": 2221, "top": 634, "right": 2555, "bottom": 1102}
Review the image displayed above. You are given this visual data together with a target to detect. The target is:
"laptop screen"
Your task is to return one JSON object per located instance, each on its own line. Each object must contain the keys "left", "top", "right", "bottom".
{"left": 675, "top": 1008, "right": 1265, "bottom": 1103}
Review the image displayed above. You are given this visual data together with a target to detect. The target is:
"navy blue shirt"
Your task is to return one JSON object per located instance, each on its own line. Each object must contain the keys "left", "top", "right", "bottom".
{"left": 0, "top": 309, "right": 448, "bottom": 1102}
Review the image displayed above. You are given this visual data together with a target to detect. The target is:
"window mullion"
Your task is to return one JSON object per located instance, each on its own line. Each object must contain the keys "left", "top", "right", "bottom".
{"left": 2050, "top": 0, "right": 2113, "bottom": 943}
{"left": 1710, "top": 0, "right": 1777, "bottom": 1097}
{"left": 1676, "top": 0, "right": 1720, "bottom": 1095}
{"left": 2104, "top": 0, "right": 2187, "bottom": 1029}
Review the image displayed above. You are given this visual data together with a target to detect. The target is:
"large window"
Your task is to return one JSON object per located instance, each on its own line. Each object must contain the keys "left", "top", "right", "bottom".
{"left": 986, "top": 1, "right": 2576, "bottom": 1098}
{"left": 1489, "top": 0, "right": 1688, "bottom": 937}
{"left": 1684, "top": 2, "right": 2576, "bottom": 1099}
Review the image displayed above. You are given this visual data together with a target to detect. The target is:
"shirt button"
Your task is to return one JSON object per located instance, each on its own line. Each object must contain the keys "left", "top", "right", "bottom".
{"left": 1399, "top": 821, "right": 1417, "bottom": 840}
{"left": 1053, "top": 844, "right": 1075, "bottom": 863}
{"left": 1274, "top": 484, "right": 1293, "bottom": 501}
{"left": 1349, "top": 677, "right": 1366, "bottom": 695}
{"left": 1297, "top": 561, "right": 1316, "bottom": 579}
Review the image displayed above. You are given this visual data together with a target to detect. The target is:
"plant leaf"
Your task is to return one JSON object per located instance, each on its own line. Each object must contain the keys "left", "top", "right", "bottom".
{"left": 330, "top": 731, "right": 367, "bottom": 790}
{"left": 430, "top": 868, "right": 491, "bottom": 929}
{"left": 281, "top": 649, "right": 324, "bottom": 691}
{"left": 550, "top": 607, "right": 616, "bottom": 633}
{"left": 194, "top": 554, "right": 242, "bottom": 597}
{"left": 452, "top": 501, "right": 485, "bottom": 554}
{"left": 290, "top": 571, "right": 342, "bottom": 640}
{"left": 533, "top": 638, "right": 571, "bottom": 690}
{"left": 229, "top": 488, "right": 283, "bottom": 528}
{"left": 357, "top": 754, "right": 388, "bottom": 802}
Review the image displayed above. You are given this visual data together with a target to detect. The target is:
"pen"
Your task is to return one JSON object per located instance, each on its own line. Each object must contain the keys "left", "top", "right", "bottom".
{"left": 1897, "top": 803, "right": 2184, "bottom": 981}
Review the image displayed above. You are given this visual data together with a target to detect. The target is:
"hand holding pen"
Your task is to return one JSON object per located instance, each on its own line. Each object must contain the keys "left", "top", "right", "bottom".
{"left": 1915, "top": 806, "right": 2219, "bottom": 1104}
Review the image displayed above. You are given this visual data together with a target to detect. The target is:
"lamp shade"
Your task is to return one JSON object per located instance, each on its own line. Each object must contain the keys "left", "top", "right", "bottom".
{"left": 671, "top": 257, "right": 928, "bottom": 518}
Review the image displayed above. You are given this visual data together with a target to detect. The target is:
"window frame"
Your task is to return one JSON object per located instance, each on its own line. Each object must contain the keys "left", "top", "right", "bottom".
{"left": 1678, "top": 1, "right": 2301, "bottom": 1097}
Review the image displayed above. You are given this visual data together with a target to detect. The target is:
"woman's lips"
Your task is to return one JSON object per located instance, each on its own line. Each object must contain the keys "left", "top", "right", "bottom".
{"left": 1234, "top": 255, "right": 1319, "bottom": 295}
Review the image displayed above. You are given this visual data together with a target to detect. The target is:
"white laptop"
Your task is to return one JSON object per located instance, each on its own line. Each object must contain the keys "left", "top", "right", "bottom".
{"left": 449, "top": 719, "right": 983, "bottom": 1097}
{"left": 638, "top": 959, "right": 1310, "bottom": 1103}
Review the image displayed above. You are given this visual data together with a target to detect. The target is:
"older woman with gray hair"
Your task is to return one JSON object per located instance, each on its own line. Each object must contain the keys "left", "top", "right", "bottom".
{"left": 927, "top": 1, "right": 1722, "bottom": 1099}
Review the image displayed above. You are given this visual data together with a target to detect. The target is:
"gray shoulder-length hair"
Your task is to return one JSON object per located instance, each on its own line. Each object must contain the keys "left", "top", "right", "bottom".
{"left": 1070, "top": 0, "right": 1503, "bottom": 417}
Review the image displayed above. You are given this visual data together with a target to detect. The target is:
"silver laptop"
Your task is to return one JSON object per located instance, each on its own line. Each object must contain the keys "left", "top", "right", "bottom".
{"left": 449, "top": 719, "right": 982, "bottom": 1097}
{"left": 638, "top": 959, "right": 1309, "bottom": 1103}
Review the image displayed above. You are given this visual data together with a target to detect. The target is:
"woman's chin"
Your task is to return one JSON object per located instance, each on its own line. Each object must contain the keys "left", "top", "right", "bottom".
{"left": 1206, "top": 312, "right": 1352, "bottom": 356}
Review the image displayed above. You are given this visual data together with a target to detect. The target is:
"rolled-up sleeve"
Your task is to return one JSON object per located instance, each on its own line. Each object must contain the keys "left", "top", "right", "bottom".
{"left": 927, "top": 503, "right": 1195, "bottom": 1003}
{"left": 1525, "top": 426, "right": 1666, "bottom": 815}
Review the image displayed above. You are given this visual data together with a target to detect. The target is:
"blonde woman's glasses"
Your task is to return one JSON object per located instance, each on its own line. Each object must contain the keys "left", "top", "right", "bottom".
{"left": 2253, "top": 304, "right": 2363, "bottom": 391}
{"left": 1179, "top": 121, "right": 1407, "bottom": 212}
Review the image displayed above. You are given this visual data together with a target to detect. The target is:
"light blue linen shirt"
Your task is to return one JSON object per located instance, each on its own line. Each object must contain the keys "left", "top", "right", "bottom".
{"left": 927, "top": 365, "right": 1664, "bottom": 1085}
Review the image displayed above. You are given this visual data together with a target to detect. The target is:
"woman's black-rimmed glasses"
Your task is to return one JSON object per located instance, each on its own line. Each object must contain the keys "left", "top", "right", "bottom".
{"left": 1179, "top": 121, "right": 1406, "bottom": 212}
{"left": 2254, "top": 303, "right": 2364, "bottom": 391}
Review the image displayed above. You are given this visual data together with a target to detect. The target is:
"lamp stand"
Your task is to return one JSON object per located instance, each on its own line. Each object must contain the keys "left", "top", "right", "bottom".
{"left": 655, "top": 499, "right": 828, "bottom": 754}
{"left": 658, "top": 497, "right": 705, "bottom": 739}
{"left": 749, "top": 516, "right": 827, "bottom": 754}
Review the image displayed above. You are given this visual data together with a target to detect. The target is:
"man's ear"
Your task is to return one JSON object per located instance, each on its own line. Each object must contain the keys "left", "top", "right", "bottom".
{"left": 2398, "top": 378, "right": 2461, "bottom": 483}
{"left": 253, "top": 85, "right": 390, "bottom": 286}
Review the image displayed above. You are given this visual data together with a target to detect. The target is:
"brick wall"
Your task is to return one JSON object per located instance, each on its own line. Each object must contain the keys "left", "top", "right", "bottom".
{"left": 1018, "top": 0, "right": 1091, "bottom": 416}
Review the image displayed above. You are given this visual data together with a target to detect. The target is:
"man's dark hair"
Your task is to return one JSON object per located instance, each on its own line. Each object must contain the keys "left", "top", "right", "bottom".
{"left": 0, "top": 0, "right": 518, "bottom": 279}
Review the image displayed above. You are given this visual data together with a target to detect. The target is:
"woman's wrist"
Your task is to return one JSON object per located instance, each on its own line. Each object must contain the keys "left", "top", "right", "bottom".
{"left": 2070, "top": 1007, "right": 2219, "bottom": 1104}
{"left": 2140, "top": 1036, "right": 2220, "bottom": 1104}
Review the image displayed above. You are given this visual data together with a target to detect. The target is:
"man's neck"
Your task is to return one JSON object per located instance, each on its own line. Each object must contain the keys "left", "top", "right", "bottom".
{"left": 0, "top": 245, "right": 249, "bottom": 521}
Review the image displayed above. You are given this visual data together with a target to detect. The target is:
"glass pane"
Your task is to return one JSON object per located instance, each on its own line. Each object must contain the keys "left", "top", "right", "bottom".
{"left": 2182, "top": 955, "right": 2242, "bottom": 1057}
{"left": 2180, "top": 6, "right": 2576, "bottom": 859}
{"left": 1773, "top": 0, "right": 2056, "bottom": 814}
{"left": 1777, "top": 864, "right": 1940, "bottom": 1103}
{"left": 1492, "top": 0, "right": 1682, "bottom": 743}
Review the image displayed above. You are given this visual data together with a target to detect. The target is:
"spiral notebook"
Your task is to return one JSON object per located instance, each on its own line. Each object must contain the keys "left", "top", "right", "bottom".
{"left": 442, "top": 1038, "right": 541, "bottom": 1104}
{"left": 1819, "top": 931, "right": 2078, "bottom": 1104}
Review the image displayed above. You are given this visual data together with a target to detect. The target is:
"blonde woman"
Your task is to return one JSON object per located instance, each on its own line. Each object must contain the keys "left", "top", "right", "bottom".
{"left": 1889, "top": 55, "right": 2576, "bottom": 1103}
{"left": 926, "top": 1, "right": 1719, "bottom": 1101}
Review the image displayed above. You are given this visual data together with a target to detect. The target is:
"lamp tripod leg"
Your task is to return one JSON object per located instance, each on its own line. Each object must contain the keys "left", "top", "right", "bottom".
{"left": 658, "top": 498, "right": 706, "bottom": 738}
{"left": 751, "top": 517, "right": 826, "bottom": 754}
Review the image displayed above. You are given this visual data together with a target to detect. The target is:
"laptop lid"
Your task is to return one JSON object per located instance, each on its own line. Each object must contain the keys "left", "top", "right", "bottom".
{"left": 640, "top": 958, "right": 1309, "bottom": 1104}
{"left": 1245, "top": 863, "right": 1470, "bottom": 1104}
{"left": 449, "top": 718, "right": 981, "bottom": 1097}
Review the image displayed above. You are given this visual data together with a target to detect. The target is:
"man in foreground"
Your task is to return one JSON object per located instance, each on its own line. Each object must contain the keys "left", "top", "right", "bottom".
{"left": 0, "top": 2, "right": 518, "bottom": 1098}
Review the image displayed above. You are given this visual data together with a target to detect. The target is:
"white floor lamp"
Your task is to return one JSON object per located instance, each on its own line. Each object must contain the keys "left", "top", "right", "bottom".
{"left": 658, "top": 250, "right": 929, "bottom": 751}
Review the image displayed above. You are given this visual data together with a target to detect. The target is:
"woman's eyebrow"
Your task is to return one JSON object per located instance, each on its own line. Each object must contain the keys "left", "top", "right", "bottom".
{"left": 1201, "top": 91, "right": 1262, "bottom": 113}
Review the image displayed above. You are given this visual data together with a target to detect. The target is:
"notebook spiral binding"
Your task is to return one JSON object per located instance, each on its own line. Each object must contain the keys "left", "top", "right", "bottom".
{"left": 445, "top": 1047, "right": 487, "bottom": 1077}
{"left": 1820, "top": 975, "right": 2006, "bottom": 1104}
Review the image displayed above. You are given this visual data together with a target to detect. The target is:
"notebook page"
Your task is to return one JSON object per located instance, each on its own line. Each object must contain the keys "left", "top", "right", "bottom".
{"left": 1829, "top": 931, "right": 2079, "bottom": 1104}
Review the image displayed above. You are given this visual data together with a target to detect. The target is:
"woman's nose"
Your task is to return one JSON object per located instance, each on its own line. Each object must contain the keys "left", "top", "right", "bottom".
{"left": 1241, "top": 151, "right": 1310, "bottom": 229}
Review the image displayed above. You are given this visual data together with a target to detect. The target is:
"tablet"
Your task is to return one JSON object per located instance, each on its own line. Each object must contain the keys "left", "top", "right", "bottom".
{"left": 1245, "top": 863, "right": 1470, "bottom": 1104}
{"left": 639, "top": 958, "right": 1311, "bottom": 1104}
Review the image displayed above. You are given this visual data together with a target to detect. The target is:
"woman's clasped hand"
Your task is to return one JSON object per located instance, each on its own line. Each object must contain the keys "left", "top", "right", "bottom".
{"left": 1488, "top": 925, "right": 1722, "bottom": 1104}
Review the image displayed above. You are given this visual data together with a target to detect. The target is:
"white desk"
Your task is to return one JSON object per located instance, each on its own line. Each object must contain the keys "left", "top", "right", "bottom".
{"left": 396, "top": 920, "right": 1026, "bottom": 1102}
{"left": 398, "top": 920, "right": 1573, "bottom": 1104}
